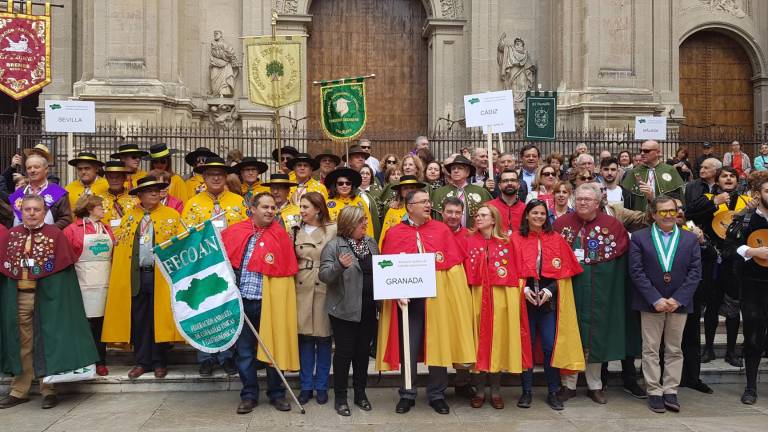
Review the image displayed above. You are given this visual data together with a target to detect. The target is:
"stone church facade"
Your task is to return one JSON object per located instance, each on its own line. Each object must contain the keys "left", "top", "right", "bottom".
{"left": 38, "top": 0, "right": 768, "bottom": 136}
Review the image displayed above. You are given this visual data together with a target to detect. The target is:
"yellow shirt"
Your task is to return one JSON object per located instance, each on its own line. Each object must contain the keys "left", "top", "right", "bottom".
{"left": 65, "top": 177, "right": 109, "bottom": 209}
{"left": 168, "top": 174, "right": 189, "bottom": 203}
{"left": 327, "top": 195, "right": 374, "bottom": 237}
{"left": 181, "top": 190, "right": 248, "bottom": 228}
{"left": 99, "top": 189, "right": 138, "bottom": 228}
{"left": 241, "top": 181, "right": 270, "bottom": 204}
{"left": 289, "top": 177, "right": 328, "bottom": 205}
{"left": 125, "top": 169, "right": 148, "bottom": 189}
{"left": 277, "top": 202, "right": 302, "bottom": 232}
{"left": 379, "top": 205, "right": 407, "bottom": 248}
{"left": 185, "top": 174, "right": 206, "bottom": 198}
{"left": 102, "top": 204, "right": 185, "bottom": 344}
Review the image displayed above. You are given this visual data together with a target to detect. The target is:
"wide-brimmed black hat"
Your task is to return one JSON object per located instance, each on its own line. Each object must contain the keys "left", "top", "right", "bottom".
{"left": 184, "top": 147, "right": 218, "bottom": 166}
{"left": 193, "top": 156, "right": 233, "bottom": 174}
{"left": 262, "top": 173, "right": 298, "bottom": 187}
{"left": 68, "top": 151, "right": 104, "bottom": 167}
{"left": 314, "top": 149, "right": 341, "bottom": 166}
{"left": 271, "top": 146, "right": 299, "bottom": 162}
{"left": 286, "top": 152, "right": 319, "bottom": 171}
{"left": 444, "top": 155, "right": 476, "bottom": 177}
{"left": 391, "top": 175, "right": 427, "bottom": 191}
{"left": 147, "top": 143, "right": 179, "bottom": 161}
{"left": 341, "top": 145, "right": 369, "bottom": 162}
{"left": 110, "top": 143, "right": 148, "bottom": 159}
{"left": 129, "top": 175, "right": 169, "bottom": 195}
{"left": 232, "top": 156, "right": 269, "bottom": 174}
{"left": 324, "top": 167, "right": 362, "bottom": 189}
{"left": 103, "top": 160, "right": 131, "bottom": 174}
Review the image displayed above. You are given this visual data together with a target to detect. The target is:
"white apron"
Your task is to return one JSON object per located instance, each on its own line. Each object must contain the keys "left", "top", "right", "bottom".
{"left": 74, "top": 220, "right": 113, "bottom": 317}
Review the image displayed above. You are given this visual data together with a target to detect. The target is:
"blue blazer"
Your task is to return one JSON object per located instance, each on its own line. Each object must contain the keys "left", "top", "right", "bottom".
{"left": 629, "top": 227, "right": 701, "bottom": 313}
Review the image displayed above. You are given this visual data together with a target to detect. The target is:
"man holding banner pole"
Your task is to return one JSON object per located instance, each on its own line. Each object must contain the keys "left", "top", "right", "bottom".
{"left": 221, "top": 192, "right": 301, "bottom": 414}
{"left": 377, "top": 190, "right": 475, "bottom": 415}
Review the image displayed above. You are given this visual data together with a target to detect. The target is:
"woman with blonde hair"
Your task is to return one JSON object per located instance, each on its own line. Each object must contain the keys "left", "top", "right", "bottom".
{"left": 526, "top": 165, "right": 559, "bottom": 210}
{"left": 62, "top": 194, "right": 116, "bottom": 377}
{"left": 464, "top": 204, "right": 528, "bottom": 409}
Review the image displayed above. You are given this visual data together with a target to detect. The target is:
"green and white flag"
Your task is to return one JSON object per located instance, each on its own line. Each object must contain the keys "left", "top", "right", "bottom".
{"left": 154, "top": 220, "right": 244, "bottom": 353}
{"left": 320, "top": 78, "right": 367, "bottom": 140}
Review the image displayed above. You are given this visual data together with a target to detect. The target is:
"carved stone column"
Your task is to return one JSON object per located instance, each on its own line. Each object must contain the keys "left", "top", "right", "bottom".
{"left": 424, "top": 17, "right": 466, "bottom": 132}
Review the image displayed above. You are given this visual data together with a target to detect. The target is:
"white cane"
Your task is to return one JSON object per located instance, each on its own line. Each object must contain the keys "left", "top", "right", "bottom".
{"left": 243, "top": 315, "right": 306, "bottom": 414}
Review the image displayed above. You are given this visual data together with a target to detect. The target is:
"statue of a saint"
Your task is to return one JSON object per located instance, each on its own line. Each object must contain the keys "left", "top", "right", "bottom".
{"left": 209, "top": 30, "right": 240, "bottom": 98}
{"left": 497, "top": 34, "right": 537, "bottom": 103}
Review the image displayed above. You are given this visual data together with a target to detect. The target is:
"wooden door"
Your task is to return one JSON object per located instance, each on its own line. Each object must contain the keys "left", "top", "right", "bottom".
{"left": 307, "top": 0, "right": 428, "bottom": 139}
{"left": 679, "top": 31, "right": 754, "bottom": 136}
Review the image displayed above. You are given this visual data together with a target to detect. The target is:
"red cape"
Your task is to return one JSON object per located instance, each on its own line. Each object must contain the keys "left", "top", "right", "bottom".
{"left": 381, "top": 219, "right": 465, "bottom": 269}
{"left": 464, "top": 233, "right": 519, "bottom": 286}
{"left": 488, "top": 197, "right": 525, "bottom": 234}
{"left": 453, "top": 226, "right": 470, "bottom": 250}
{"left": 513, "top": 231, "right": 583, "bottom": 280}
{"left": 221, "top": 219, "right": 298, "bottom": 277}
{"left": 0, "top": 224, "right": 75, "bottom": 280}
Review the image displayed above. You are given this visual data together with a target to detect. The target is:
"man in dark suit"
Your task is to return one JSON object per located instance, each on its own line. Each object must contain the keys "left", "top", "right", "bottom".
{"left": 629, "top": 195, "right": 702, "bottom": 414}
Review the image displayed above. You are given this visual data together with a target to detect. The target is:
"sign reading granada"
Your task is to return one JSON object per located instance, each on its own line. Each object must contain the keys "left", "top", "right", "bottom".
{"left": 0, "top": 4, "right": 51, "bottom": 100}
{"left": 154, "top": 220, "right": 244, "bottom": 353}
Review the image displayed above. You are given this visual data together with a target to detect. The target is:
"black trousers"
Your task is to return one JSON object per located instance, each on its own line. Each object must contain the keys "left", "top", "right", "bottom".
{"left": 329, "top": 311, "right": 377, "bottom": 400}
{"left": 681, "top": 283, "right": 705, "bottom": 385}
{"left": 742, "top": 278, "right": 768, "bottom": 390}
{"left": 88, "top": 316, "right": 107, "bottom": 366}
{"left": 131, "top": 270, "right": 169, "bottom": 369}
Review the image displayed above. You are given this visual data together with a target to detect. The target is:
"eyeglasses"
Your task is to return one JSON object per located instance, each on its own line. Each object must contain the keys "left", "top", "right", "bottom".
{"left": 640, "top": 148, "right": 657, "bottom": 154}
{"left": 408, "top": 199, "right": 432, "bottom": 206}
{"left": 578, "top": 176, "right": 594, "bottom": 181}
{"left": 541, "top": 171, "right": 556, "bottom": 177}
{"left": 656, "top": 209, "right": 677, "bottom": 217}
{"left": 336, "top": 181, "right": 352, "bottom": 186}
{"left": 360, "top": 146, "right": 371, "bottom": 150}
{"left": 386, "top": 159, "right": 397, "bottom": 164}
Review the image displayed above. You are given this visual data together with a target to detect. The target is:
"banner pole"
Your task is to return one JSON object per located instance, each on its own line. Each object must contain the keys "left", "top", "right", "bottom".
{"left": 401, "top": 302, "right": 412, "bottom": 390}
{"left": 487, "top": 126, "right": 493, "bottom": 177}
{"left": 66, "top": 132, "right": 74, "bottom": 184}
{"left": 155, "top": 212, "right": 227, "bottom": 249}
{"left": 498, "top": 132, "right": 504, "bottom": 154}
{"left": 243, "top": 314, "right": 305, "bottom": 414}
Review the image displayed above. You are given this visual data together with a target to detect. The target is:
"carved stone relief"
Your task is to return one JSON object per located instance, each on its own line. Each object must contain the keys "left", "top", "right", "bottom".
{"left": 274, "top": 0, "right": 298, "bottom": 14}
{"left": 208, "top": 103, "right": 239, "bottom": 130}
{"left": 699, "top": 0, "right": 747, "bottom": 18}
{"left": 441, "top": 0, "right": 464, "bottom": 19}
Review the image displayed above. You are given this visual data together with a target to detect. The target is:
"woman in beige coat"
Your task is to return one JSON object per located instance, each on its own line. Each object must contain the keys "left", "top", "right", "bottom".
{"left": 294, "top": 192, "right": 337, "bottom": 406}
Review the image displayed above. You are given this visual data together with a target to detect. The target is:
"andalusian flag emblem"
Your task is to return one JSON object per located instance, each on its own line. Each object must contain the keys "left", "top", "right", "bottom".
{"left": 154, "top": 220, "right": 244, "bottom": 353}
{"left": 320, "top": 79, "right": 367, "bottom": 140}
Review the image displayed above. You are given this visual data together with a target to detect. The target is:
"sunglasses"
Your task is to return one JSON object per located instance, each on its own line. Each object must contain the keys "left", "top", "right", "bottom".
{"left": 386, "top": 159, "right": 397, "bottom": 164}
{"left": 579, "top": 176, "right": 594, "bottom": 181}
{"left": 336, "top": 181, "right": 352, "bottom": 186}
{"left": 541, "top": 171, "right": 556, "bottom": 177}
{"left": 640, "top": 148, "right": 656, "bottom": 154}
{"left": 656, "top": 209, "right": 677, "bottom": 217}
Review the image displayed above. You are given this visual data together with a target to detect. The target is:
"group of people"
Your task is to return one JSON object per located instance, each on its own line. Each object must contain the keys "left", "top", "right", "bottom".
{"left": 0, "top": 135, "right": 766, "bottom": 418}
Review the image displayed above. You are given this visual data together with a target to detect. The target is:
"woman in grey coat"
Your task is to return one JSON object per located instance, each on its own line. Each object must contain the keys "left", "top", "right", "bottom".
{"left": 319, "top": 205, "right": 379, "bottom": 417}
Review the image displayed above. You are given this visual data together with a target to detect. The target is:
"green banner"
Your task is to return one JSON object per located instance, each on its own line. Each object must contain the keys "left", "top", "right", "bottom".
{"left": 154, "top": 220, "right": 244, "bottom": 353}
{"left": 525, "top": 91, "right": 557, "bottom": 141}
{"left": 320, "top": 80, "right": 367, "bottom": 140}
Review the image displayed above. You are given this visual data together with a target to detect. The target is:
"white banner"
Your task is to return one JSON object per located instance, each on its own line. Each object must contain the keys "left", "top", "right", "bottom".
{"left": 44, "top": 100, "right": 96, "bottom": 133}
{"left": 373, "top": 253, "right": 437, "bottom": 300}
{"left": 634, "top": 116, "right": 667, "bottom": 141}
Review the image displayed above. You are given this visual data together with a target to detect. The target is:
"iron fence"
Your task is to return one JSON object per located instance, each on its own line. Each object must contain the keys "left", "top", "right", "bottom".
{"left": 1, "top": 121, "right": 767, "bottom": 183}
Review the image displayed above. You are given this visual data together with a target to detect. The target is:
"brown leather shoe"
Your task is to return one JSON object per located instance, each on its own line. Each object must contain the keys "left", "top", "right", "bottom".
{"left": 236, "top": 399, "right": 258, "bottom": 414}
{"left": 128, "top": 366, "right": 146, "bottom": 380}
{"left": 587, "top": 389, "right": 607, "bottom": 404}
{"left": 490, "top": 394, "right": 504, "bottom": 409}
{"left": 0, "top": 395, "right": 29, "bottom": 409}
{"left": 556, "top": 387, "right": 577, "bottom": 402}
{"left": 41, "top": 395, "right": 58, "bottom": 409}
{"left": 470, "top": 394, "right": 485, "bottom": 408}
{"left": 154, "top": 367, "right": 168, "bottom": 378}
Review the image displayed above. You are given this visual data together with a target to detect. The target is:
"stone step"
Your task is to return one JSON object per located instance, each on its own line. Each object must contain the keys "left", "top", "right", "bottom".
{"left": 3, "top": 358, "right": 766, "bottom": 395}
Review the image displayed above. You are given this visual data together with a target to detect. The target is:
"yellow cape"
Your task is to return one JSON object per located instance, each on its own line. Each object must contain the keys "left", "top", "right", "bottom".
{"left": 181, "top": 191, "right": 248, "bottom": 227}
{"left": 257, "top": 276, "right": 300, "bottom": 371}
{"left": 549, "top": 278, "right": 586, "bottom": 371}
{"left": 378, "top": 206, "right": 406, "bottom": 249}
{"left": 65, "top": 177, "right": 109, "bottom": 209}
{"left": 327, "top": 195, "right": 374, "bottom": 237}
{"left": 168, "top": 174, "right": 189, "bottom": 203}
{"left": 470, "top": 284, "right": 525, "bottom": 373}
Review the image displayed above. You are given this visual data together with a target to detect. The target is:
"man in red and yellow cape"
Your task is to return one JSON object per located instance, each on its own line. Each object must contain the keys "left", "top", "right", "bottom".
{"left": 221, "top": 192, "right": 298, "bottom": 413}
{"left": 377, "top": 190, "right": 475, "bottom": 415}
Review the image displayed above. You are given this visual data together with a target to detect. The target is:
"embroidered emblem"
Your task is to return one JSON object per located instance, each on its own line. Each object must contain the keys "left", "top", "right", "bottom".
{"left": 264, "top": 253, "right": 275, "bottom": 264}
{"left": 327, "top": 201, "right": 336, "bottom": 208}
{"left": 587, "top": 239, "right": 599, "bottom": 250}
{"left": 662, "top": 173, "right": 672, "bottom": 181}
{"left": 435, "top": 251, "right": 445, "bottom": 263}
{"left": 497, "top": 267, "right": 507, "bottom": 277}
{"left": 552, "top": 258, "right": 561, "bottom": 269}
{"left": 602, "top": 227, "right": 609, "bottom": 235}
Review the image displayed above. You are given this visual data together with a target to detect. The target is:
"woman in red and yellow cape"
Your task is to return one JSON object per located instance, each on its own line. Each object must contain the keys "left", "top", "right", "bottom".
{"left": 513, "top": 199, "right": 585, "bottom": 410}
{"left": 375, "top": 216, "right": 475, "bottom": 371}
{"left": 221, "top": 216, "right": 300, "bottom": 371}
{"left": 464, "top": 204, "right": 530, "bottom": 409}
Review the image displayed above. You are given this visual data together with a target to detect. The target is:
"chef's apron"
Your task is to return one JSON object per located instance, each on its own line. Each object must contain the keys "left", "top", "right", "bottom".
{"left": 75, "top": 219, "right": 113, "bottom": 317}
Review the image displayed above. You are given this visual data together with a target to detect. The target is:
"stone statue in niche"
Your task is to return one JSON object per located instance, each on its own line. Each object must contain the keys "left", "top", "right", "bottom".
{"left": 497, "top": 34, "right": 537, "bottom": 103}
{"left": 700, "top": 0, "right": 747, "bottom": 18}
{"left": 209, "top": 30, "right": 240, "bottom": 98}
{"left": 209, "top": 103, "right": 239, "bottom": 130}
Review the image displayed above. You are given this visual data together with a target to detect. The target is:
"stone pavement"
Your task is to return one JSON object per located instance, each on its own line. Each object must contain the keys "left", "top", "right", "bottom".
{"left": 1, "top": 384, "right": 767, "bottom": 432}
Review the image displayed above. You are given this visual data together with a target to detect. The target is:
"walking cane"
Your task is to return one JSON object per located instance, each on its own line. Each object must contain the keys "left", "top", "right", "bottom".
{"left": 243, "top": 315, "right": 306, "bottom": 414}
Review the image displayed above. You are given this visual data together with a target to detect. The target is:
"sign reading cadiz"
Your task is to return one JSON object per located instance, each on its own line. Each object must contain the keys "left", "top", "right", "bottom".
{"left": 0, "top": 3, "right": 52, "bottom": 100}
{"left": 525, "top": 91, "right": 557, "bottom": 141}
{"left": 320, "top": 80, "right": 367, "bottom": 140}
{"left": 244, "top": 35, "right": 302, "bottom": 109}
{"left": 463, "top": 90, "right": 516, "bottom": 133}
{"left": 154, "top": 220, "right": 244, "bottom": 353}
{"left": 372, "top": 253, "right": 437, "bottom": 300}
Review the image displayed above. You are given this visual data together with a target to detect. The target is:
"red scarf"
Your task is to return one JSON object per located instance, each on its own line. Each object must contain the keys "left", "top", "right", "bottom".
{"left": 221, "top": 220, "right": 298, "bottom": 277}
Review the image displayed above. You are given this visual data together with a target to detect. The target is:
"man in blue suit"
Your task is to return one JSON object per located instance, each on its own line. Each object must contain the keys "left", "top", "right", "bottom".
{"left": 629, "top": 195, "right": 701, "bottom": 414}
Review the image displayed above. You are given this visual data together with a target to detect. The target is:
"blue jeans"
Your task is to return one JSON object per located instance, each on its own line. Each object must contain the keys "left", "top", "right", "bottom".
{"left": 197, "top": 347, "right": 234, "bottom": 365}
{"left": 298, "top": 335, "right": 332, "bottom": 391}
{"left": 236, "top": 299, "right": 285, "bottom": 402}
{"left": 522, "top": 306, "right": 560, "bottom": 393}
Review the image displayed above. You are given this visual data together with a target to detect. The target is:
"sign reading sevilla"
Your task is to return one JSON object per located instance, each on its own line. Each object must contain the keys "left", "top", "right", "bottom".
{"left": 0, "top": 4, "right": 51, "bottom": 100}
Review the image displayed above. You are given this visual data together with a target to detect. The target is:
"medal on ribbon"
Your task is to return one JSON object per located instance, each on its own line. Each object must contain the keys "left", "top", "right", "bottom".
{"left": 650, "top": 223, "right": 680, "bottom": 284}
